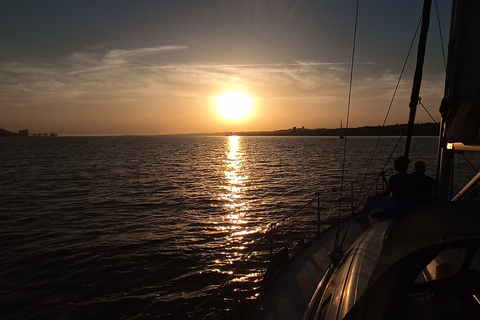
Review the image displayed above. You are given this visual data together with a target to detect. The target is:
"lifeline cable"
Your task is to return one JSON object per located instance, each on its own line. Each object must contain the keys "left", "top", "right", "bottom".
{"left": 341, "top": 134, "right": 402, "bottom": 248}
{"left": 353, "top": 134, "right": 403, "bottom": 214}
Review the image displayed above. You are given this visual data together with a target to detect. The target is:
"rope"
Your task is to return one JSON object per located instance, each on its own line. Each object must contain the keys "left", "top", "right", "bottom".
{"left": 273, "top": 194, "right": 318, "bottom": 225}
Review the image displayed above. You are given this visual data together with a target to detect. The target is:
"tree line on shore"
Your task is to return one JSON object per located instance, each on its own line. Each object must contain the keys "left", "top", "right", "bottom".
{"left": 0, "top": 128, "right": 57, "bottom": 137}
{"left": 214, "top": 122, "right": 439, "bottom": 137}
{"left": 1, "top": 122, "right": 439, "bottom": 137}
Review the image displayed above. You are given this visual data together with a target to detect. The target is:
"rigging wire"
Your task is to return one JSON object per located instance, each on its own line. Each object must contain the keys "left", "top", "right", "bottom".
{"left": 459, "top": 153, "right": 479, "bottom": 173}
{"left": 418, "top": 97, "right": 438, "bottom": 123}
{"left": 336, "top": 0, "right": 360, "bottom": 250}
{"left": 413, "top": 0, "right": 446, "bottom": 124}
{"left": 353, "top": 16, "right": 422, "bottom": 211}
{"left": 434, "top": 0, "right": 448, "bottom": 72}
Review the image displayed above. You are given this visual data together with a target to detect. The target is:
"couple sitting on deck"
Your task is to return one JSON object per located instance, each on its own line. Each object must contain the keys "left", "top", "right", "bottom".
{"left": 362, "top": 156, "right": 434, "bottom": 220}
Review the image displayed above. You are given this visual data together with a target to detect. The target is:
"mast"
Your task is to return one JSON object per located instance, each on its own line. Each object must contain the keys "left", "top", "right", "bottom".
{"left": 404, "top": 0, "right": 432, "bottom": 158}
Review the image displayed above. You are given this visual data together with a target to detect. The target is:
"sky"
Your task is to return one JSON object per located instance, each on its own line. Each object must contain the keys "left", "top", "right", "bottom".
{"left": 0, "top": 0, "right": 452, "bottom": 135}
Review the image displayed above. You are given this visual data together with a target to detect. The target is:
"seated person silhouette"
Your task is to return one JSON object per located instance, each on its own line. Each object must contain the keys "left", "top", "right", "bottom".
{"left": 363, "top": 156, "right": 416, "bottom": 220}
{"left": 411, "top": 160, "right": 434, "bottom": 205}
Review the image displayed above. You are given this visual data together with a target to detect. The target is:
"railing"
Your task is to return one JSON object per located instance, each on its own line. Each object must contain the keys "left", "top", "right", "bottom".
{"left": 193, "top": 188, "right": 357, "bottom": 320}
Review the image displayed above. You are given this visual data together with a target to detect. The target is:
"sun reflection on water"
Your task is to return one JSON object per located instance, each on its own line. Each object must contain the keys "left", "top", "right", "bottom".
{"left": 213, "top": 136, "right": 265, "bottom": 274}
{"left": 222, "top": 136, "right": 249, "bottom": 223}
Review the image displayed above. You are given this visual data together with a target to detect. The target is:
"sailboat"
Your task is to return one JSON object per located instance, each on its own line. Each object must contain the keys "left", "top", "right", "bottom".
{"left": 246, "top": 1, "right": 480, "bottom": 320}
{"left": 339, "top": 120, "right": 345, "bottom": 139}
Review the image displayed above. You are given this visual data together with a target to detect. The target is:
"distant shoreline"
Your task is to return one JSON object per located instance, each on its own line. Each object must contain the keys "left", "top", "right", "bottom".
{"left": 196, "top": 122, "right": 439, "bottom": 137}
{"left": 1, "top": 122, "right": 439, "bottom": 137}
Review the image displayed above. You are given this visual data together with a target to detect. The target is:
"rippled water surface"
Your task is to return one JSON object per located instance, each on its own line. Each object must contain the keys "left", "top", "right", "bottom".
{"left": 1, "top": 136, "right": 476, "bottom": 319}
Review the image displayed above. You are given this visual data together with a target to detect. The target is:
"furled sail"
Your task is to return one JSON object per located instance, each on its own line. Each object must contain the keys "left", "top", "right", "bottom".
{"left": 438, "top": 0, "right": 480, "bottom": 200}
{"left": 441, "top": 99, "right": 480, "bottom": 143}
{"left": 440, "top": 0, "right": 480, "bottom": 144}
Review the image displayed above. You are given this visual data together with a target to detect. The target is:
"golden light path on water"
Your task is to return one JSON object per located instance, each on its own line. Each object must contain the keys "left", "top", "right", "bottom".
{"left": 214, "top": 136, "right": 263, "bottom": 286}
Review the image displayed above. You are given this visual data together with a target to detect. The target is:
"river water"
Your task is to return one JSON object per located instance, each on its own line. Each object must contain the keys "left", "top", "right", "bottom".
{"left": 1, "top": 136, "right": 476, "bottom": 319}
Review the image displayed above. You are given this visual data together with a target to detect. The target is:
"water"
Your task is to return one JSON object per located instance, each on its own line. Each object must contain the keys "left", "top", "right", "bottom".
{"left": 1, "top": 136, "right": 476, "bottom": 319}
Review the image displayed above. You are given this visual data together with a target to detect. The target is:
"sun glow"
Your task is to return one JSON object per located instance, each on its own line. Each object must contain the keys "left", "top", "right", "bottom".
{"left": 216, "top": 91, "right": 253, "bottom": 121}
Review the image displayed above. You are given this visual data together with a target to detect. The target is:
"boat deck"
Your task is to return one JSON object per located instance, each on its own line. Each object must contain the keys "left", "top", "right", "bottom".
{"left": 250, "top": 217, "right": 370, "bottom": 320}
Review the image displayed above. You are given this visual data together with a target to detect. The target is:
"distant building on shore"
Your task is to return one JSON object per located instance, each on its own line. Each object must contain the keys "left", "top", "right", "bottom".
{"left": 0, "top": 128, "right": 58, "bottom": 137}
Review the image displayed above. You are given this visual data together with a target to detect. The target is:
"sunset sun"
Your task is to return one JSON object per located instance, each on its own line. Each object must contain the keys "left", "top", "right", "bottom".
{"left": 216, "top": 91, "right": 253, "bottom": 121}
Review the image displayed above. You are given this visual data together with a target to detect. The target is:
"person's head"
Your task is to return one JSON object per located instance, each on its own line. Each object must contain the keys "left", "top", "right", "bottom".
{"left": 413, "top": 160, "right": 427, "bottom": 174}
{"left": 393, "top": 156, "right": 410, "bottom": 173}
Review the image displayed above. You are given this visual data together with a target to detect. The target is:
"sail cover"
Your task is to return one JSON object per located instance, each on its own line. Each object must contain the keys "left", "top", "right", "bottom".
{"left": 441, "top": 0, "right": 480, "bottom": 144}
{"left": 441, "top": 98, "right": 480, "bottom": 143}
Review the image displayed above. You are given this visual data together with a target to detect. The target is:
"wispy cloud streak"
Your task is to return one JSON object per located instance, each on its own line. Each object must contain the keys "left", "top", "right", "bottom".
{"left": 0, "top": 45, "right": 444, "bottom": 116}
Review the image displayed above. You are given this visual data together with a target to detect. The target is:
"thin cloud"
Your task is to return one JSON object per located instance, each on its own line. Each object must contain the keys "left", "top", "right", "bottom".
{"left": 69, "top": 45, "right": 188, "bottom": 75}
{"left": 103, "top": 45, "right": 188, "bottom": 65}
{"left": 0, "top": 45, "right": 444, "bottom": 114}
